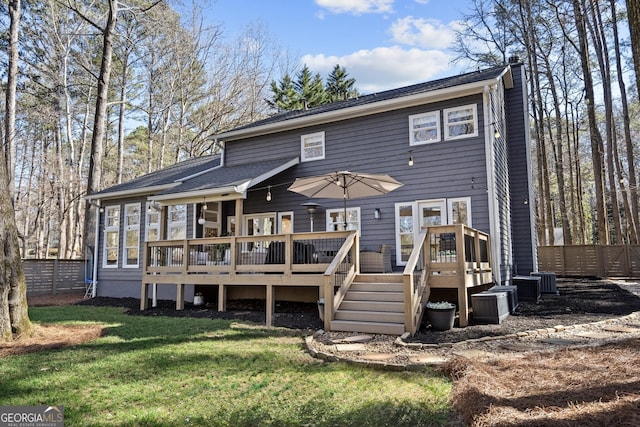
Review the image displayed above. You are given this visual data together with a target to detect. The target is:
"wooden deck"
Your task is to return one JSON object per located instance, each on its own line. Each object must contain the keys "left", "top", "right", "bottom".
{"left": 140, "top": 225, "right": 493, "bottom": 334}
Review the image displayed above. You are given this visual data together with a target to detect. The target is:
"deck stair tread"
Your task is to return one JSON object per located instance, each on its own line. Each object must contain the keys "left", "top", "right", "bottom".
{"left": 330, "top": 273, "right": 408, "bottom": 335}
{"left": 334, "top": 309, "right": 404, "bottom": 323}
{"left": 330, "top": 319, "right": 406, "bottom": 335}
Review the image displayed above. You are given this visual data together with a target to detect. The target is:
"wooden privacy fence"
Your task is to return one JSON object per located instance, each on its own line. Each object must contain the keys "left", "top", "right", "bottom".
{"left": 23, "top": 259, "right": 86, "bottom": 295}
{"left": 538, "top": 245, "right": 640, "bottom": 278}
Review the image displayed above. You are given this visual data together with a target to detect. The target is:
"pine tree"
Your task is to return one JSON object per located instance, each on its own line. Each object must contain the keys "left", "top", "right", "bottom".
{"left": 326, "top": 64, "right": 357, "bottom": 101}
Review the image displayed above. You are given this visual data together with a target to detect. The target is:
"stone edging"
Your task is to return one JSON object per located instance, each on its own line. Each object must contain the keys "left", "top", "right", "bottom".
{"left": 303, "top": 311, "right": 640, "bottom": 370}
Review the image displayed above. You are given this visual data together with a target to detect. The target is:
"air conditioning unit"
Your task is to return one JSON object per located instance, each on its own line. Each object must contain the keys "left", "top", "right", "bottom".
{"left": 530, "top": 272, "right": 558, "bottom": 294}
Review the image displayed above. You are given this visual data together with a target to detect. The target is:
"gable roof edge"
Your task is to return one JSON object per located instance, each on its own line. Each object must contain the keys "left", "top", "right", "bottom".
{"left": 214, "top": 73, "right": 508, "bottom": 141}
{"left": 86, "top": 183, "right": 180, "bottom": 201}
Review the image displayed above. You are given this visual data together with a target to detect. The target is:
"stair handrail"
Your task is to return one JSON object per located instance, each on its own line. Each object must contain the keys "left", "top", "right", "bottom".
{"left": 322, "top": 230, "right": 360, "bottom": 330}
{"left": 402, "top": 230, "right": 429, "bottom": 334}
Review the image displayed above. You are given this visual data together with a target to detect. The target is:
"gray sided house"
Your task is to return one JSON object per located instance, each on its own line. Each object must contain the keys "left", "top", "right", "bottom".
{"left": 87, "top": 60, "right": 536, "bottom": 303}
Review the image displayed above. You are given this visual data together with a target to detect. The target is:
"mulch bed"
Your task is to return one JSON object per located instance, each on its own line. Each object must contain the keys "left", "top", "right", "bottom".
{"left": 71, "top": 278, "right": 640, "bottom": 343}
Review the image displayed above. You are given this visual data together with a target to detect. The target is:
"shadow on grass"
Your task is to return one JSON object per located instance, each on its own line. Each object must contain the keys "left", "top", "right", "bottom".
{"left": 3, "top": 306, "right": 453, "bottom": 426}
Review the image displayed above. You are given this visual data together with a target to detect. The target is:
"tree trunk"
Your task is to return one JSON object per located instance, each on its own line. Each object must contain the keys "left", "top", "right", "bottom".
{"left": 614, "top": 0, "right": 639, "bottom": 243}
{"left": 627, "top": 0, "right": 640, "bottom": 103}
{"left": 83, "top": 0, "right": 118, "bottom": 254}
{"left": 1, "top": 0, "right": 33, "bottom": 341}
{"left": 572, "top": 0, "right": 609, "bottom": 244}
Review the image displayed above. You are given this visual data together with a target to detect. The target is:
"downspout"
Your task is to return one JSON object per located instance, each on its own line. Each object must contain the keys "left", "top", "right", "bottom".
{"left": 483, "top": 84, "right": 502, "bottom": 285}
{"left": 92, "top": 200, "right": 101, "bottom": 297}
{"left": 215, "top": 138, "right": 225, "bottom": 166}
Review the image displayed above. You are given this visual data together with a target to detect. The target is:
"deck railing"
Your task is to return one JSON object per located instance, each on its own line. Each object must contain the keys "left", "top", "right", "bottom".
{"left": 322, "top": 231, "right": 359, "bottom": 330}
{"left": 421, "top": 224, "right": 493, "bottom": 326}
{"left": 143, "top": 231, "right": 352, "bottom": 277}
{"left": 402, "top": 231, "right": 430, "bottom": 334}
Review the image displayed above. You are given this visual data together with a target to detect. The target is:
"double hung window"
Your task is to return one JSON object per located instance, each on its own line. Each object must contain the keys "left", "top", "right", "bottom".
{"left": 103, "top": 206, "right": 120, "bottom": 267}
{"left": 301, "top": 132, "right": 325, "bottom": 162}
{"left": 409, "top": 111, "right": 440, "bottom": 145}
{"left": 444, "top": 104, "right": 478, "bottom": 140}
{"left": 123, "top": 203, "right": 141, "bottom": 267}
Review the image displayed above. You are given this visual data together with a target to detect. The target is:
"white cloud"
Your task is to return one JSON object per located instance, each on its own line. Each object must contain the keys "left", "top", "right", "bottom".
{"left": 301, "top": 46, "right": 456, "bottom": 93}
{"left": 389, "top": 16, "right": 457, "bottom": 49}
{"left": 315, "top": 0, "right": 394, "bottom": 14}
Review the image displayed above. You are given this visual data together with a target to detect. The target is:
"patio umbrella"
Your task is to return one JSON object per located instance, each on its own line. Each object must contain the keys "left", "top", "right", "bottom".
{"left": 287, "top": 171, "right": 403, "bottom": 229}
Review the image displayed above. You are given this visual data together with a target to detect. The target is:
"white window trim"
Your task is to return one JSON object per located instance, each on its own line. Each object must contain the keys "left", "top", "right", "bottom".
{"left": 447, "top": 197, "right": 472, "bottom": 227}
{"left": 394, "top": 202, "right": 415, "bottom": 267}
{"left": 443, "top": 104, "right": 478, "bottom": 141}
{"left": 123, "top": 203, "right": 141, "bottom": 268}
{"left": 277, "top": 211, "right": 294, "bottom": 234}
{"left": 145, "top": 202, "right": 161, "bottom": 242}
{"left": 409, "top": 111, "right": 441, "bottom": 145}
{"left": 326, "top": 207, "right": 361, "bottom": 231}
{"left": 301, "top": 131, "right": 325, "bottom": 162}
{"left": 394, "top": 198, "right": 473, "bottom": 266}
{"left": 103, "top": 205, "right": 120, "bottom": 268}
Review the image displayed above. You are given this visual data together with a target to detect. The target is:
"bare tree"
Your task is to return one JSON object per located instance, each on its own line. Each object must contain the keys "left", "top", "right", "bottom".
{"left": 1, "top": 0, "right": 33, "bottom": 340}
{"left": 628, "top": 0, "right": 640, "bottom": 102}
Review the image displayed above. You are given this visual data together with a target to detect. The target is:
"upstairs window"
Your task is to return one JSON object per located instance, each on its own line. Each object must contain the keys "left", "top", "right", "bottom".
{"left": 444, "top": 104, "right": 478, "bottom": 140}
{"left": 301, "top": 131, "right": 325, "bottom": 162}
{"left": 409, "top": 111, "right": 440, "bottom": 145}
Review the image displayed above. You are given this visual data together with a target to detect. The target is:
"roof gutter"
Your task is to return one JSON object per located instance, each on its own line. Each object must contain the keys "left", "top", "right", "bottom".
{"left": 213, "top": 75, "right": 510, "bottom": 141}
{"left": 85, "top": 183, "right": 180, "bottom": 201}
{"left": 148, "top": 185, "right": 247, "bottom": 205}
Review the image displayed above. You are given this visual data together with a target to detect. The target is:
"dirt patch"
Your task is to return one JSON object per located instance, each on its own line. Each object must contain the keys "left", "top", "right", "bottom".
{"left": 27, "top": 292, "right": 86, "bottom": 307}
{"left": 0, "top": 323, "right": 104, "bottom": 357}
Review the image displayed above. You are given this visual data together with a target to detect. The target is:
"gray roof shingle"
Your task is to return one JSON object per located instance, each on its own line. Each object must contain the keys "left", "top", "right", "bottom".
{"left": 230, "top": 65, "right": 508, "bottom": 132}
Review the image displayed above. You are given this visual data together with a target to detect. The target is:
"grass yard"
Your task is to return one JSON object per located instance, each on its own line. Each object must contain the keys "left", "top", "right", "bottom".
{"left": 0, "top": 306, "right": 453, "bottom": 426}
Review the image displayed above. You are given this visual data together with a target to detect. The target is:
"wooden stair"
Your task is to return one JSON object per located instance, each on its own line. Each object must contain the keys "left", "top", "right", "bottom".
{"left": 330, "top": 273, "right": 407, "bottom": 335}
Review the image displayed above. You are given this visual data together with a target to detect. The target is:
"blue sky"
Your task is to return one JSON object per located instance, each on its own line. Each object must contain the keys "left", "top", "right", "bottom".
{"left": 204, "top": 0, "right": 473, "bottom": 93}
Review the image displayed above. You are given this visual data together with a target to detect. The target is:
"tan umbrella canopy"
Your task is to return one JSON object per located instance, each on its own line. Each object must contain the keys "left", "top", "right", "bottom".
{"left": 287, "top": 170, "right": 403, "bottom": 228}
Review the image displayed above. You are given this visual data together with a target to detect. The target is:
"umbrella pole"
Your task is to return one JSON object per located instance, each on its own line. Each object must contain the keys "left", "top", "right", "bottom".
{"left": 343, "top": 196, "right": 347, "bottom": 229}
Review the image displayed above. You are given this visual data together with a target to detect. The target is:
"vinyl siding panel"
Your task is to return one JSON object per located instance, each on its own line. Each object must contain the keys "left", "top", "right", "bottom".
{"left": 506, "top": 64, "right": 537, "bottom": 275}
{"left": 232, "top": 94, "right": 491, "bottom": 267}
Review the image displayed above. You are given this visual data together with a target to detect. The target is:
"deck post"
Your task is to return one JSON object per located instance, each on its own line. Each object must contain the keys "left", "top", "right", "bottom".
{"left": 176, "top": 284, "right": 184, "bottom": 310}
{"left": 218, "top": 284, "right": 226, "bottom": 311}
{"left": 457, "top": 285, "right": 469, "bottom": 327}
{"left": 140, "top": 282, "right": 149, "bottom": 310}
{"left": 266, "top": 284, "right": 274, "bottom": 327}
{"left": 456, "top": 225, "right": 469, "bottom": 326}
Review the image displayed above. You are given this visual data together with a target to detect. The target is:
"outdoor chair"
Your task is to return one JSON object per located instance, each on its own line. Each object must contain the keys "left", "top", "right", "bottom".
{"left": 359, "top": 244, "right": 392, "bottom": 273}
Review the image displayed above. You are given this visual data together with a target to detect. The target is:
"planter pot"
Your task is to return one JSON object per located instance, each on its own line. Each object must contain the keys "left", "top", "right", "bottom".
{"left": 193, "top": 295, "right": 204, "bottom": 306}
{"left": 426, "top": 307, "right": 456, "bottom": 331}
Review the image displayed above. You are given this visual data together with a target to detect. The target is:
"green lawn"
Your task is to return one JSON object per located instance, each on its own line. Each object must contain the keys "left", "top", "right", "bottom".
{"left": 0, "top": 306, "right": 453, "bottom": 426}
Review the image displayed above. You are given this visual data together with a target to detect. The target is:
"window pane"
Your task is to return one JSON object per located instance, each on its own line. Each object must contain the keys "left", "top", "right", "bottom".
{"left": 106, "top": 231, "right": 119, "bottom": 246}
{"left": 414, "top": 128, "right": 438, "bottom": 141}
{"left": 447, "top": 108, "right": 473, "bottom": 123}
{"left": 448, "top": 123, "right": 475, "bottom": 137}
{"left": 148, "top": 229, "right": 159, "bottom": 241}
{"left": 106, "top": 249, "right": 118, "bottom": 265}
{"left": 126, "top": 248, "right": 138, "bottom": 264}
{"left": 169, "top": 226, "right": 185, "bottom": 240}
{"left": 126, "top": 230, "right": 138, "bottom": 246}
